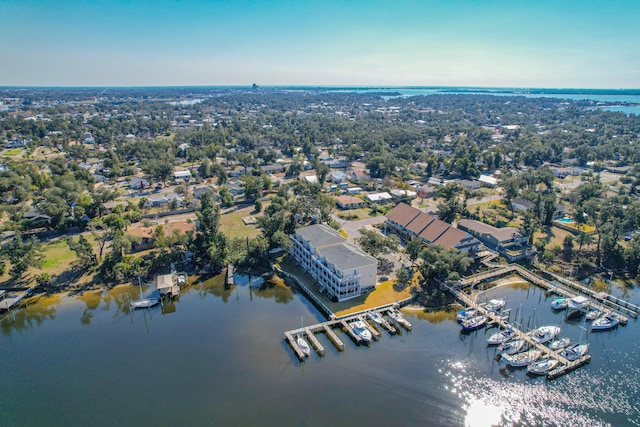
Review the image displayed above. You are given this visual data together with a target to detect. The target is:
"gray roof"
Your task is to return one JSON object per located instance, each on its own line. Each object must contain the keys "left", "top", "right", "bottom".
{"left": 295, "top": 224, "right": 345, "bottom": 248}
{"left": 316, "top": 243, "right": 377, "bottom": 272}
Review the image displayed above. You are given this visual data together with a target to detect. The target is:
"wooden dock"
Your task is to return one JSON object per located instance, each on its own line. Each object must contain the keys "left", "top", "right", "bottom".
{"left": 283, "top": 305, "right": 410, "bottom": 361}
{"left": 225, "top": 264, "right": 235, "bottom": 288}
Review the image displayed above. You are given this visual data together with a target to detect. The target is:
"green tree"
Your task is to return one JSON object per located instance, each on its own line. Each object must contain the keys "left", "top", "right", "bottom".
{"left": 0, "top": 235, "right": 45, "bottom": 280}
{"left": 191, "top": 192, "right": 228, "bottom": 271}
{"left": 356, "top": 228, "right": 399, "bottom": 258}
{"left": 66, "top": 235, "right": 97, "bottom": 269}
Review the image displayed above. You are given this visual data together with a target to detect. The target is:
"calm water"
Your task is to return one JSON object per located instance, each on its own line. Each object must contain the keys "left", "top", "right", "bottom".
{"left": 1, "top": 274, "right": 638, "bottom": 426}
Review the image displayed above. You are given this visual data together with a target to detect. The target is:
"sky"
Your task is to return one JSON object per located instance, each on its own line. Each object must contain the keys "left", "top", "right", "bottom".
{"left": 1, "top": 0, "right": 638, "bottom": 88}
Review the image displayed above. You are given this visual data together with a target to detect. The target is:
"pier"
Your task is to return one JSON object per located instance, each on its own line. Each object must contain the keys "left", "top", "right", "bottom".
{"left": 284, "top": 305, "right": 411, "bottom": 361}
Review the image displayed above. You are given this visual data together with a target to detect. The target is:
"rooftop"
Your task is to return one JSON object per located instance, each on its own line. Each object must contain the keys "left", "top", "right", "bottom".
{"left": 316, "top": 243, "right": 377, "bottom": 272}
{"left": 295, "top": 223, "right": 345, "bottom": 248}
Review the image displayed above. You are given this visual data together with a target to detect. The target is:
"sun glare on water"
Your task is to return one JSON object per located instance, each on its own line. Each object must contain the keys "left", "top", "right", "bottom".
{"left": 465, "top": 399, "right": 505, "bottom": 427}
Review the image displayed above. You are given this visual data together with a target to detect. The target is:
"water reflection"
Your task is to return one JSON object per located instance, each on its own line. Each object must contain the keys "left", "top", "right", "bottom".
{"left": 75, "top": 290, "right": 102, "bottom": 325}
{"left": 1, "top": 294, "right": 60, "bottom": 335}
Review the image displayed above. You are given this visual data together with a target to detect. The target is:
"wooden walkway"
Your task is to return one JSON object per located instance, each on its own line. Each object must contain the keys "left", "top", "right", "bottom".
{"left": 284, "top": 305, "right": 412, "bottom": 361}
{"left": 450, "top": 286, "right": 590, "bottom": 379}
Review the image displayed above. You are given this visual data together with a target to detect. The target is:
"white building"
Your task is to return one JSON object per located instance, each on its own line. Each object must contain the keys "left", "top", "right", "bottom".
{"left": 290, "top": 224, "right": 378, "bottom": 302}
{"left": 174, "top": 170, "right": 192, "bottom": 181}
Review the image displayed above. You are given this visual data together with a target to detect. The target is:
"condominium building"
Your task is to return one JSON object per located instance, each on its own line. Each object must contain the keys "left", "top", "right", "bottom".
{"left": 290, "top": 224, "right": 378, "bottom": 302}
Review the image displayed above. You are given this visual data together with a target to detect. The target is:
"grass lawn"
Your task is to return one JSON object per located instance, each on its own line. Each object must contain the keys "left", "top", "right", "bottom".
{"left": 40, "top": 240, "right": 77, "bottom": 272}
{"left": 220, "top": 205, "right": 263, "bottom": 240}
{"left": 335, "top": 207, "right": 375, "bottom": 221}
{"left": 2, "top": 148, "right": 24, "bottom": 156}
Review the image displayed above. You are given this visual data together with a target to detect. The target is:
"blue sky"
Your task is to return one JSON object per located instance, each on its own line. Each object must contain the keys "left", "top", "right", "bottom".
{"left": 1, "top": 0, "right": 638, "bottom": 87}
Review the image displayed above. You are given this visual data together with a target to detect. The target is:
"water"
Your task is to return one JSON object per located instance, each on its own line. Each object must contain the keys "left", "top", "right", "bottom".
{"left": 1, "top": 274, "right": 638, "bottom": 426}
{"left": 557, "top": 218, "right": 575, "bottom": 224}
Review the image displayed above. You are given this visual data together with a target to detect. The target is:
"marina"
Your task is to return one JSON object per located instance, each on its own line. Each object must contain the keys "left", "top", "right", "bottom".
{"left": 284, "top": 305, "right": 412, "bottom": 360}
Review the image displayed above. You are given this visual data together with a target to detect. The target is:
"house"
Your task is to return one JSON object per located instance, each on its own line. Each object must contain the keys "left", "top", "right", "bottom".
{"left": 511, "top": 198, "right": 536, "bottom": 213}
{"left": 385, "top": 203, "right": 481, "bottom": 254}
{"left": 304, "top": 175, "right": 319, "bottom": 184}
{"left": 458, "top": 179, "right": 481, "bottom": 190}
{"left": 226, "top": 181, "right": 245, "bottom": 196}
{"left": 22, "top": 210, "right": 52, "bottom": 228}
{"left": 478, "top": 175, "right": 498, "bottom": 188}
{"left": 336, "top": 195, "right": 365, "bottom": 210}
{"left": 290, "top": 224, "right": 378, "bottom": 302}
{"left": 193, "top": 185, "right": 215, "bottom": 199}
{"left": 346, "top": 187, "right": 362, "bottom": 195}
{"left": 457, "top": 219, "right": 534, "bottom": 261}
{"left": 417, "top": 185, "right": 436, "bottom": 199}
{"left": 147, "top": 193, "right": 183, "bottom": 208}
{"left": 174, "top": 170, "right": 192, "bottom": 181}
{"left": 348, "top": 170, "right": 371, "bottom": 183}
{"left": 366, "top": 192, "right": 393, "bottom": 203}
{"left": 390, "top": 189, "right": 417, "bottom": 200}
{"left": 553, "top": 204, "right": 568, "bottom": 219}
{"left": 260, "top": 164, "right": 285, "bottom": 175}
{"left": 130, "top": 177, "right": 150, "bottom": 190}
{"left": 328, "top": 171, "right": 346, "bottom": 183}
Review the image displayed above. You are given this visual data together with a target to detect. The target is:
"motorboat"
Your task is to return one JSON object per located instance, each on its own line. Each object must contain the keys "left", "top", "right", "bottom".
{"left": 368, "top": 311, "right": 396, "bottom": 334}
{"left": 560, "top": 343, "right": 589, "bottom": 361}
{"left": 350, "top": 320, "right": 373, "bottom": 342}
{"left": 461, "top": 315, "right": 487, "bottom": 331}
{"left": 548, "top": 337, "right": 572, "bottom": 351}
{"left": 591, "top": 314, "right": 619, "bottom": 331}
{"left": 131, "top": 296, "right": 160, "bottom": 309}
{"left": 550, "top": 297, "right": 568, "bottom": 310}
{"left": 499, "top": 339, "right": 525, "bottom": 355}
{"left": 585, "top": 308, "right": 602, "bottom": 321}
{"left": 296, "top": 335, "right": 311, "bottom": 357}
{"left": 177, "top": 273, "right": 187, "bottom": 285}
{"left": 388, "top": 310, "right": 411, "bottom": 330}
{"left": 527, "top": 357, "right": 560, "bottom": 375}
{"left": 530, "top": 325, "right": 561, "bottom": 344}
{"left": 568, "top": 296, "right": 590, "bottom": 311}
{"left": 487, "top": 328, "right": 516, "bottom": 345}
{"left": 484, "top": 299, "right": 506, "bottom": 312}
{"left": 457, "top": 307, "right": 478, "bottom": 322}
{"left": 502, "top": 350, "right": 542, "bottom": 367}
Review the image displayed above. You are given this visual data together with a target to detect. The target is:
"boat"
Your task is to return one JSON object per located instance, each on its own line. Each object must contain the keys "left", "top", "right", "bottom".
{"left": 177, "top": 273, "right": 187, "bottom": 285}
{"left": 131, "top": 297, "right": 160, "bottom": 309}
{"left": 388, "top": 310, "right": 411, "bottom": 330}
{"left": 560, "top": 343, "right": 589, "bottom": 361}
{"left": 457, "top": 307, "right": 478, "bottom": 322}
{"left": 548, "top": 337, "right": 572, "bottom": 351}
{"left": 461, "top": 315, "right": 487, "bottom": 331}
{"left": 487, "top": 327, "right": 516, "bottom": 345}
{"left": 296, "top": 335, "right": 311, "bottom": 357}
{"left": 502, "top": 349, "right": 542, "bottom": 367}
{"left": 498, "top": 339, "right": 525, "bottom": 355}
{"left": 131, "top": 278, "right": 160, "bottom": 309}
{"left": 527, "top": 357, "right": 560, "bottom": 375}
{"left": 591, "top": 314, "right": 619, "bottom": 331}
{"left": 566, "top": 296, "right": 590, "bottom": 318}
{"left": 484, "top": 299, "right": 506, "bottom": 312}
{"left": 530, "top": 325, "right": 561, "bottom": 344}
{"left": 585, "top": 308, "right": 602, "bottom": 321}
{"left": 550, "top": 297, "right": 568, "bottom": 310}
{"left": 349, "top": 320, "right": 373, "bottom": 342}
{"left": 368, "top": 311, "right": 396, "bottom": 333}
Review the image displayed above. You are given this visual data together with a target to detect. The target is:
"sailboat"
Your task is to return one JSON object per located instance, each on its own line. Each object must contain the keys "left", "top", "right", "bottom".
{"left": 296, "top": 317, "right": 311, "bottom": 357}
{"left": 131, "top": 277, "right": 160, "bottom": 309}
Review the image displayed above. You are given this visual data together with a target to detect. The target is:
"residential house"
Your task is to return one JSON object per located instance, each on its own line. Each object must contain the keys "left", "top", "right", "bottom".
{"left": 328, "top": 171, "right": 346, "bottom": 183}
{"left": 129, "top": 177, "right": 150, "bottom": 190}
{"left": 417, "top": 185, "right": 436, "bottom": 199}
{"left": 260, "top": 164, "right": 285, "bottom": 175}
{"left": 457, "top": 219, "right": 534, "bottom": 261}
{"left": 193, "top": 185, "right": 215, "bottom": 199}
{"left": 385, "top": 203, "right": 481, "bottom": 254}
{"left": 227, "top": 181, "right": 245, "bottom": 196}
{"left": 348, "top": 170, "right": 371, "bottom": 183}
{"left": 511, "top": 198, "right": 536, "bottom": 213}
{"left": 147, "top": 193, "right": 183, "bottom": 208}
{"left": 366, "top": 192, "right": 393, "bottom": 204}
{"left": 174, "top": 170, "right": 192, "bottom": 181}
{"left": 478, "top": 175, "right": 498, "bottom": 188}
{"left": 336, "top": 195, "right": 365, "bottom": 210}
{"left": 390, "top": 189, "right": 417, "bottom": 200}
{"left": 290, "top": 224, "right": 378, "bottom": 302}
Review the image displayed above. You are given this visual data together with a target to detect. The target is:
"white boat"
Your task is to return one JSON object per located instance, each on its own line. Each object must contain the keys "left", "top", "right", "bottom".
{"left": 461, "top": 315, "right": 487, "bottom": 331}
{"left": 567, "top": 295, "right": 589, "bottom": 311}
{"left": 560, "top": 343, "right": 589, "bottom": 361}
{"left": 550, "top": 297, "right": 568, "bottom": 310}
{"left": 530, "top": 325, "right": 561, "bottom": 344}
{"left": 388, "top": 310, "right": 411, "bottom": 329}
{"left": 457, "top": 307, "right": 478, "bottom": 322}
{"left": 131, "top": 297, "right": 160, "bottom": 309}
{"left": 591, "top": 314, "right": 619, "bottom": 331}
{"left": 527, "top": 357, "right": 560, "bottom": 375}
{"left": 585, "top": 308, "right": 602, "bottom": 321}
{"left": 177, "top": 273, "right": 187, "bottom": 285}
{"left": 484, "top": 299, "right": 506, "bottom": 312}
{"left": 499, "top": 339, "right": 525, "bottom": 355}
{"left": 487, "top": 327, "right": 516, "bottom": 345}
{"left": 296, "top": 335, "right": 311, "bottom": 357}
{"left": 368, "top": 311, "right": 396, "bottom": 333}
{"left": 502, "top": 350, "right": 542, "bottom": 367}
{"left": 548, "top": 337, "right": 572, "bottom": 351}
{"left": 350, "top": 320, "right": 373, "bottom": 342}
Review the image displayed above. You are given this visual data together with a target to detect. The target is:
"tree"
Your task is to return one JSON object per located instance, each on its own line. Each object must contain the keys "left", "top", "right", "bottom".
{"left": 191, "top": 192, "right": 227, "bottom": 271}
{"left": 405, "top": 238, "right": 423, "bottom": 266}
{"left": 356, "top": 228, "right": 399, "bottom": 258}
{"left": 254, "top": 199, "right": 263, "bottom": 213}
{"left": 66, "top": 235, "right": 97, "bottom": 269}
{"left": 0, "top": 234, "right": 45, "bottom": 280}
{"left": 219, "top": 186, "right": 233, "bottom": 207}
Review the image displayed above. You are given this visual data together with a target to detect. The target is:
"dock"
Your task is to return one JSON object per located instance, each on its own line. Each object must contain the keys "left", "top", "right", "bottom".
{"left": 283, "top": 305, "right": 410, "bottom": 361}
{"left": 225, "top": 264, "right": 235, "bottom": 288}
{"left": 0, "top": 286, "right": 37, "bottom": 312}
